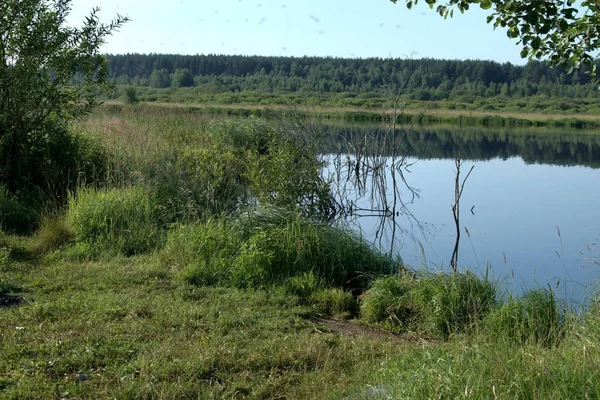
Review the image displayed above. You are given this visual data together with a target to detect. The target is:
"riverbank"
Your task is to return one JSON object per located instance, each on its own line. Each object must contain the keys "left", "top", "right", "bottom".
{"left": 1, "top": 231, "right": 600, "bottom": 398}
{"left": 104, "top": 100, "right": 600, "bottom": 129}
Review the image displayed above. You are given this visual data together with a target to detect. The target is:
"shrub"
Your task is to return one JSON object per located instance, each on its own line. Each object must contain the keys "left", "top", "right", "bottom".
{"left": 1, "top": 120, "right": 107, "bottom": 206}
{"left": 209, "top": 117, "right": 335, "bottom": 219}
{"left": 66, "top": 187, "right": 160, "bottom": 255}
{"left": 122, "top": 86, "right": 139, "bottom": 104}
{"left": 484, "top": 288, "right": 564, "bottom": 347}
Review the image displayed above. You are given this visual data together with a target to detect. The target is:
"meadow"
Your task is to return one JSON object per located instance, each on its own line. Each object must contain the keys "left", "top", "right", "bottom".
{"left": 110, "top": 86, "right": 600, "bottom": 129}
{"left": 1, "top": 104, "right": 600, "bottom": 398}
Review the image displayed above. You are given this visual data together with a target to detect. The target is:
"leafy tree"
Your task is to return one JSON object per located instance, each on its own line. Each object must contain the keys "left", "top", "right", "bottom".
{"left": 149, "top": 68, "right": 171, "bottom": 88}
{"left": 392, "top": 0, "right": 600, "bottom": 74}
{"left": 0, "top": 0, "right": 128, "bottom": 194}
{"left": 172, "top": 68, "right": 194, "bottom": 88}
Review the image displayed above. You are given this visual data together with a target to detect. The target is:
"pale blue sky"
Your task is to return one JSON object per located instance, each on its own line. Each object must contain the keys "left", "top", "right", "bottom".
{"left": 68, "top": 0, "right": 526, "bottom": 64}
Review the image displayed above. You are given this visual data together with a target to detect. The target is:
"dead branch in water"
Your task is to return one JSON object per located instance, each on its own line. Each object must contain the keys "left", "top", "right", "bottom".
{"left": 450, "top": 152, "right": 474, "bottom": 273}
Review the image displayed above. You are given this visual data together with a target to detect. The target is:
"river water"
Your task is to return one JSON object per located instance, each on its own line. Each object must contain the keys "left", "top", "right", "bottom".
{"left": 323, "top": 124, "right": 600, "bottom": 302}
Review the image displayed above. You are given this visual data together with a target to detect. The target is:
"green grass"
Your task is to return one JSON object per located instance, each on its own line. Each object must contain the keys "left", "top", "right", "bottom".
{"left": 360, "top": 271, "right": 497, "bottom": 337}
{"left": 161, "top": 207, "right": 398, "bottom": 291}
{"left": 0, "top": 242, "right": 402, "bottom": 399}
{"left": 2, "top": 238, "right": 600, "bottom": 398}
{"left": 66, "top": 187, "right": 161, "bottom": 256}
{"left": 103, "top": 91, "right": 600, "bottom": 129}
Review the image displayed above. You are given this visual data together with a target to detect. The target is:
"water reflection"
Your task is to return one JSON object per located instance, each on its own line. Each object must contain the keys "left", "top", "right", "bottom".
{"left": 323, "top": 123, "right": 600, "bottom": 302}
{"left": 322, "top": 124, "right": 600, "bottom": 168}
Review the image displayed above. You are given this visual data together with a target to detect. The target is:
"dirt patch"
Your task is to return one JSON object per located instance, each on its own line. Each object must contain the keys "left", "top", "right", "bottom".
{"left": 311, "top": 317, "right": 410, "bottom": 342}
{"left": 0, "top": 294, "right": 26, "bottom": 308}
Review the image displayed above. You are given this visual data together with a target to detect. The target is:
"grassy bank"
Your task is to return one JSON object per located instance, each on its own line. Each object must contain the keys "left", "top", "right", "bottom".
{"left": 2, "top": 231, "right": 600, "bottom": 398}
{"left": 2, "top": 109, "right": 600, "bottom": 398}
{"left": 104, "top": 100, "right": 600, "bottom": 130}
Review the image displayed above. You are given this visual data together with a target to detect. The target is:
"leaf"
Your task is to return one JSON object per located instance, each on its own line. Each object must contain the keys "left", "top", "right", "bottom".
{"left": 531, "top": 37, "right": 542, "bottom": 50}
{"left": 480, "top": 0, "right": 492, "bottom": 10}
{"left": 520, "top": 47, "right": 529, "bottom": 58}
{"left": 559, "top": 19, "right": 569, "bottom": 32}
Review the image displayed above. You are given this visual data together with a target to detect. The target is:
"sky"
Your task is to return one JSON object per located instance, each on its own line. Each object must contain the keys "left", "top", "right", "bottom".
{"left": 67, "top": 0, "right": 527, "bottom": 64}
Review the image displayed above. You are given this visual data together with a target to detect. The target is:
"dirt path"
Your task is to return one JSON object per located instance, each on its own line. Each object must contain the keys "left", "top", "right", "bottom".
{"left": 311, "top": 317, "right": 414, "bottom": 342}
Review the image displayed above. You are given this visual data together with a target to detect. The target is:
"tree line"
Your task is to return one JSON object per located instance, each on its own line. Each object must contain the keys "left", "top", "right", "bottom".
{"left": 105, "top": 54, "right": 600, "bottom": 101}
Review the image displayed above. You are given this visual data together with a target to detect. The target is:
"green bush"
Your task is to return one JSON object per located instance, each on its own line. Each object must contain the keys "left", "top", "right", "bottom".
{"left": 66, "top": 187, "right": 160, "bottom": 255}
{"left": 209, "top": 117, "right": 335, "bottom": 219}
{"left": 484, "top": 289, "right": 564, "bottom": 347}
{"left": 122, "top": 86, "right": 139, "bottom": 104}
{"left": 1, "top": 119, "right": 107, "bottom": 206}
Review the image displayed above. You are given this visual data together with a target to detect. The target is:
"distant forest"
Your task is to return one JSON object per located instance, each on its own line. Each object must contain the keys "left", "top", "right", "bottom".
{"left": 106, "top": 54, "right": 600, "bottom": 101}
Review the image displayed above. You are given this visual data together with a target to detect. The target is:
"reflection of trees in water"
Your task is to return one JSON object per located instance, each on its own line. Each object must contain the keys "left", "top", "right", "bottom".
{"left": 321, "top": 125, "right": 600, "bottom": 168}
{"left": 327, "top": 123, "right": 438, "bottom": 261}
{"left": 325, "top": 124, "right": 600, "bottom": 263}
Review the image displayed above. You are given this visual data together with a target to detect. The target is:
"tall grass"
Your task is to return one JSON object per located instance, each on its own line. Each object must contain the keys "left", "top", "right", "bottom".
{"left": 66, "top": 187, "right": 161, "bottom": 255}
{"left": 361, "top": 271, "right": 497, "bottom": 337}
{"left": 161, "top": 206, "right": 397, "bottom": 290}
{"left": 484, "top": 288, "right": 565, "bottom": 347}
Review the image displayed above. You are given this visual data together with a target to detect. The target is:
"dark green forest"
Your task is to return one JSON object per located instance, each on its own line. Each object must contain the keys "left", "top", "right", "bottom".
{"left": 106, "top": 54, "right": 600, "bottom": 103}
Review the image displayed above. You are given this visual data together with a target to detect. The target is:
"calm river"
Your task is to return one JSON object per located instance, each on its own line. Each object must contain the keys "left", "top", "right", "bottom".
{"left": 323, "top": 124, "right": 600, "bottom": 302}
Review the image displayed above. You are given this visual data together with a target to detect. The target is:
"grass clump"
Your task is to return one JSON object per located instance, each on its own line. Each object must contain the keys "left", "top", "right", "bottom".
{"left": 360, "top": 271, "right": 497, "bottom": 337}
{"left": 32, "top": 214, "right": 74, "bottom": 255}
{"left": 360, "top": 274, "right": 415, "bottom": 329}
{"left": 484, "top": 288, "right": 565, "bottom": 347}
{"left": 163, "top": 206, "right": 397, "bottom": 291}
{"left": 283, "top": 271, "right": 358, "bottom": 318}
{"left": 233, "top": 207, "right": 397, "bottom": 290}
{"left": 149, "top": 146, "right": 245, "bottom": 225}
{"left": 162, "top": 219, "right": 243, "bottom": 286}
{"left": 66, "top": 187, "right": 161, "bottom": 255}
